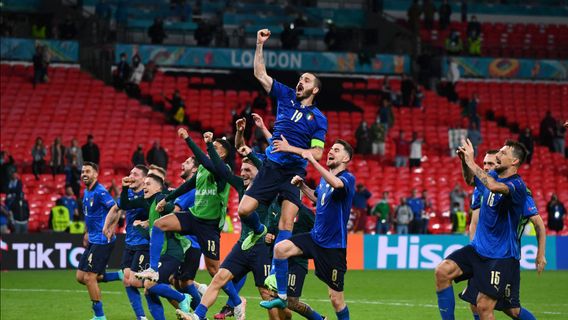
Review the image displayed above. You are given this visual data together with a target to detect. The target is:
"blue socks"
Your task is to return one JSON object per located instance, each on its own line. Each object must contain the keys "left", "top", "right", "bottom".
{"left": 241, "top": 212, "right": 264, "bottom": 234}
{"left": 227, "top": 276, "right": 247, "bottom": 308}
{"left": 183, "top": 284, "right": 201, "bottom": 310}
{"left": 145, "top": 293, "right": 165, "bottom": 320}
{"left": 518, "top": 307, "right": 537, "bottom": 320}
{"left": 303, "top": 306, "right": 324, "bottom": 320}
{"left": 336, "top": 306, "right": 350, "bottom": 320}
{"left": 222, "top": 281, "right": 242, "bottom": 306}
{"left": 274, "top": 258, "right": 289, "bottom": 298}
{"left": 473, "top": 313, "right": 480, "bottom": 320}
{"left": 125, "top": 286, "right": 145, "bottom": 318}
{"left": 92, "top": 300, "right": 104, "bottom": 317}
{"left": 436, "top": 286, "right": 455, "bottom": 320}
{"left": 101, "top": 271, "right": 121, "bottom": 282}
{"left": 194, "top": 304, "right": 208, "bottom": 320}
{"left": 150, "top": 226, "right": 165, "bottom": 270}
{"left": 148, "top": 283, "right": 185, "bottom": 302}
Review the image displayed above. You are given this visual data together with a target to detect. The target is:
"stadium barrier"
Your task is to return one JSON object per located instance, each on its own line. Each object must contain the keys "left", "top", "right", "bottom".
{"left": 115, "top": 44, "right": 410, "bottom": 74}
{"left": 364, "top": 235, "right": 564, "bottom": 270}
{"left": 442, "top": 56, "right": 568, "bottom": 80}
{"left": 1, "top": 234, "right": 566, "bottom": 271}
{"left": 0, "top": 37, "right": 79, "bottom": 63}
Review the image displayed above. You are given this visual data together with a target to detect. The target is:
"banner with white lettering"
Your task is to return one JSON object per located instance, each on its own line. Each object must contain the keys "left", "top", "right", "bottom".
{"left": 0, "top": 234, "right": 125, "bottom": 270}
{"left": 363, "top": 235, "right": 558, "bottom": 270}
{"left": 115, "top": 44, "right": 410, "bottom": 74}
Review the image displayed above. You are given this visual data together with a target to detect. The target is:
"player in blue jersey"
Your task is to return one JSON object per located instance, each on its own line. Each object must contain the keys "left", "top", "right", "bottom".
{"left": 102, "top": 164, "right": 150, "bottom": 320}
{"left": 76, "top": 162, "right": 122, "bottom": 320}
{"left": 464, "top": 149, "right": 546, "bottom": 320}
{"left": 239, "top": 31, "right": 329, "bottom": 307}
{"left": 435, "top": 139, "right": 545, "bottom": 320}
{"left": 259, "top": 140, "right": 355, "bottom": 320}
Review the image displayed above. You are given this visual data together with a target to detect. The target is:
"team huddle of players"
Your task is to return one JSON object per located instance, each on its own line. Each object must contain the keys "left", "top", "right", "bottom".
{"left": 75, "top": 29, "right": 354, "bottom": 320}
{"left": 74, "top": 28, "right": 555, "bottom": 320}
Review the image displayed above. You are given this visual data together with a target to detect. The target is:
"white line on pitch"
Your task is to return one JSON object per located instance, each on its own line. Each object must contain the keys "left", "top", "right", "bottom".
{"left": 1, "top": 288, "right": 566, "bottom": 315}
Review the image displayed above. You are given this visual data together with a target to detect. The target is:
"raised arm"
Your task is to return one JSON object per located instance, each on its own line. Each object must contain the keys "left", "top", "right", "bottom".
{"left": 303, "top": 150, "right": 344, "bottom": 189}
{"left": 234, "top": 118, "right": 247, "bottom": 149}
{"left": 206, "top": 136, "right": 242, "bottom": 190}
{"left": 165, "top": 174, "right": 197, "bottom": 202}
{"left": 458, "top": 152, "right": 475, "bottom": 186}
{"left": 530, "top": 214, "right": 547, "bottom": 275}
{"left": 238, "top": 145, "right": 263, "bottom": 170}
{"left": 118, "top": 182, "right": 148, "bottom": 210}
{"left": 291, "top": 175, "right": 317, "bottom": 203}
{"left": 254, "top": 29, "right": 274, "bottom": 93}
{"left": 178, "top": 128, "right": 216, "bottom": 173}
{"left": 459, "top": 139, "right": 509, "bottom": 194}
{"left": 252, "top": 113, "right": 272, "bottom": 141}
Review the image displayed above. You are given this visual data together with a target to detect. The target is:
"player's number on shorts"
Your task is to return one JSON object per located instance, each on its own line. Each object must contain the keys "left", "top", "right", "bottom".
{"left": 490, "top": 271, "right": 500, "bottom": 285}
{"left": 264, "top": 265, "right": 271, "bottom": 277}
{"left": 139, "top": 254, "right": 145, "bottom": 266}
{"left": 487, "top": 192, "right": 496, "bottom": 207}
{"left": 208, "top": 240, "right": 216, "bottom": 253}
{"left": 505, "top": 284, "right": 511, "bottom": 298}
{"left": 332, "top": 269, "right": 338, "bottom": 282}
{"left": 288, "top": 274, "right": 296, "bottom": 286}
{"left": 291, "top": 110, "right": 303, "bottom": 123}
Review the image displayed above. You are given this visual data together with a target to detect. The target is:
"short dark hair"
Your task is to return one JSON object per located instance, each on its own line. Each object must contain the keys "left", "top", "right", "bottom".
{"left": 504, "top": 140, "right": 528, "bottom": 165}
{"left": 83, "top": 161, "right": 98, "bottom": 172}
{"left": 134, "top": 165, "right": 149, "bottom": 176}
{"left": 334, "top": 139, "right": 353, "bottom": 161}
{"left": 146, "top": 173, "right": 164, "bottom": 188}
{"left": 215, "top": 138, "right": 235, "bottom": 170}
{"left": 307, "top": 72, "right": 322, "bottom": 94}
{"left": 485, "top": 149, "right": 499, "bottom": 155}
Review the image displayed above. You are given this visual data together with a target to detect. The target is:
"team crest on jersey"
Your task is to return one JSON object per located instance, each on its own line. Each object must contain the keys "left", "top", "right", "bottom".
{"left": 90, "top": 198, "right": 94, "bottom": 207}
{"left": 307, "top": 112, "right": 314, "bottom": 121}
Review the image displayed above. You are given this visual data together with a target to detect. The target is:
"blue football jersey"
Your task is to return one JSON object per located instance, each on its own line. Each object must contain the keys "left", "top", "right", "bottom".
{"left": 471, "top": 171, "right": 529, "bottom": 259}
{"left": 83, "top": 182, "right": 116, "bottom": 245}
{"left": 265, "top": 80, "right": 328, "bottom": 168}
{"left": 117, "top": 189, "right": 149, "bottom": 247}
{"left": 61, "top": 196, "right": 78, "bottom": 220}
{"left": 471, "top": 187, "right": 483, "bottom": 210}
{"left": 174, "top": 189, "right": 196, "bottom": 211}
{"left": 311, "top": 170, "right": 355, "bottom": 249}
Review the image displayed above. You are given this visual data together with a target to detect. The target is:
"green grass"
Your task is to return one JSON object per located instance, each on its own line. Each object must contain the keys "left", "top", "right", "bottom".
{"left": 1, "top": 270, "right": 567, "bottom": 319}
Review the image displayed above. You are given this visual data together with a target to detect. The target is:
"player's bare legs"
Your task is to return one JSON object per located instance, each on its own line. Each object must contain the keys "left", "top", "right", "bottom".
{"left": 239, "top": 195, "right": 267, "bottom": 250}
{"left": 237, "top": 195, "right": 259, "bottom": 219}
{"left": 258, "top": 287, "right": 283, "bottom": 320}
{"left": 435, "top": 259, "right": 463, "bottom": 319}
{"left": 274, "top": 240, "right": 304, "bottom": 259}
{"left": 328, "top": 288, "right": 346, "bottom": 313}
{"left": 153, "top": 213, "right": 183, "bottom": 231}
{"left": 435, "top": 259, "right": 463, "bottom": 291}
{"left": 84, "top": 272, "right": 102, "bottom": 301}
{"left": 279, "top": 200, "right": 299, "bottom": 231}
{"left": 476, "top": 292, "right": 497, "bottom": 320}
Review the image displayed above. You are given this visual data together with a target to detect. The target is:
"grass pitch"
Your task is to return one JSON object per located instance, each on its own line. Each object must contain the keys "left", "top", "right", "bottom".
{"left": 1, "top": 269, "right": 567, "bottom": 319}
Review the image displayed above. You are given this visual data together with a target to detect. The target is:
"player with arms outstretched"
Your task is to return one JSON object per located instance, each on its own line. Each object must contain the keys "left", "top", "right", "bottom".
{"left": 260, "top": 140, "right": 355, "bottom": 320}
{"left": 237, "top": 29, "right": 328, "bottom": 310}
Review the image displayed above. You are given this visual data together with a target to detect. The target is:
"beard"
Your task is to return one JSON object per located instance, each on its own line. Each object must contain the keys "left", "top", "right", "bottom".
{"left": 180, "top": 170, "right": 190, "bottom": 180}
{"left": 494, "top": 165, "right": 506, "bottom": 174}
{"left": 296, "top": 87, "right": 313, "bottom": 100}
